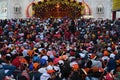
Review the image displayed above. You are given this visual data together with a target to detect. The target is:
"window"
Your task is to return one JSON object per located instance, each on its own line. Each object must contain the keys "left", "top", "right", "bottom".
{"left": 14, "top": 4, "right": 21, "bottom": 14}
{"left": 97, "top": 5, "right": 104, "bottom": 14}
{"left": 0, "top": 3, "right": 7, "bottom": 14}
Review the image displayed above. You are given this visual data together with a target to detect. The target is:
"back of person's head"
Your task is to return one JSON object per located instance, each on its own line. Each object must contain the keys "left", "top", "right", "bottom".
{"left": 70, "top": 71, "right": 82, "bottom": 80}
{"left": 6, "top": 54, "right": 11, "bottom": 61}
{"left": 18, "top": 75, "right": 27, "bottom": 80}
{"left": 86, "top": 60, "right": 92, "bottom": 68}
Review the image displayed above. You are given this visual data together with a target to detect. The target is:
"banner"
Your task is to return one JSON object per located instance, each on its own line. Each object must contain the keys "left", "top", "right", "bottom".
{"left": 112, "top": 0, "right": 120, "bottom": 11}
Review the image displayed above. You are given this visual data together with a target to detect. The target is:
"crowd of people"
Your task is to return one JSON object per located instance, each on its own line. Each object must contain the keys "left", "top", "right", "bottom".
{"left": 0, "top": 17, "right": 120, "bottom": 80}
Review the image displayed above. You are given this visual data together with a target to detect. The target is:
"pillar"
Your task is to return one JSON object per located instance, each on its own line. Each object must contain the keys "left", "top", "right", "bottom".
{"left": 112, "top": 11, "right": 116, "bottom": 20}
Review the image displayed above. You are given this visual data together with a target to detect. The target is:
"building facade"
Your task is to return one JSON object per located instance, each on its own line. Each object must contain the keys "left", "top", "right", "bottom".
{"left": 0, "top": 0, "right": 119, "bottom": 19}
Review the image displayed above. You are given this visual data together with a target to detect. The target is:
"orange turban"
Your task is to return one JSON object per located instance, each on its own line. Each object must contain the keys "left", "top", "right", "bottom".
{"left": 103, "top": 50, "right": 109, "bottom": 56}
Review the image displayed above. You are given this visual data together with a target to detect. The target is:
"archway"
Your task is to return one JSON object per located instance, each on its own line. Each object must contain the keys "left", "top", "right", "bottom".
{"left": 82, "top": 1, "right": 92, "bottom": 18}
{"left": 32, "top": 0, "right": 83, "bottom": 19}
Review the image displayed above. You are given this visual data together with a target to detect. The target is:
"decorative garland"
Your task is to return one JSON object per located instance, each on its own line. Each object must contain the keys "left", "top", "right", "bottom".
{"left": 33, "top": 0, "right": 83, "bottom": 9}
{"left": 32, "top": 0, "right": 84, "bottom": 18}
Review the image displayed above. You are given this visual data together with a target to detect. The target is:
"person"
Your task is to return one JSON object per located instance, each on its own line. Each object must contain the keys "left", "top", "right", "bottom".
{"left": 29, "top": 62, "right": 42, "bottom": 80}
{"left": 0, "top": 64, "right": 5, "bottom": 80}
{"left": 40, "top": 65, "right": 56, "bottom": 80}
{"left": 70, "top": 62, "right": 82, "bottom": 80}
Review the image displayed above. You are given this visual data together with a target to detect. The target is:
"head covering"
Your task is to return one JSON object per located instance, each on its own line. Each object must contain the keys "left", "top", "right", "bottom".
{"left": 58, "top": 60, "right": 64, "bottom": 66}
{"left": 107, "top": 47, "right": 112, "bottom": 51}
{"left": 49, "top": 54, "right": 54, "bottom": 59}
{"left": 6, "top": 53, "right": 11, "bottom": 60}
{"left": 53, "top": 58, "right": 60, "bottom": 65}
{"left": 11, "top": 50, "right": 17, "bottom": 55}
{"left": 40, "top": 59, "right": 47, "bottom": 66}
{"left": 33, "top": 62, "right": 39, "bottom": 69}
{"left": 110, "top": 53, "right": 115, "bottom": 59}
{"left": 79, "top": 53, "right": 86, "bottom": 59}
{"left": 6, "top": 54, "right": 11, "bottom": 57}
{"left": 70, "top": 62, "right": 79, "bottom": 71}
{"left": 12, "top": 57, "right": 21, "bottom": 67}
{"left": 20, "top": 57, "right": 28, "bottom": 64}
{"left": 33, "top": 55, "right": 39, "bottom": 62}
{"left": 90, "top": 54, "right": 97, "bottom": 59}
{"left": 27, "top": 50, "right": 34, "bottom": 57}
{"left": 103, "top": 50, "right": 109, "bottom": 56}
{"left": 46, "top": 65, "right": 55, "bottom": 74}
{"left": 42, "top": 56, "right": 48, "bottom": 61}
{"left": 72, "top": 63, "right": 79, "bottom": 71}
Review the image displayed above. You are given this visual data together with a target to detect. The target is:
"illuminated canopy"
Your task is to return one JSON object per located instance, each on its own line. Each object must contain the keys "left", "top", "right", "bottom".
{"left": 26, "top": 0, "right": 92, "bottom": 18}
{"left": 32, "top": 0, "right": 84, "bottom": 19}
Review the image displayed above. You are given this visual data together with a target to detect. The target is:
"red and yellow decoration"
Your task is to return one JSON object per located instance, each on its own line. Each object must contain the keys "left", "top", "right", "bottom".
{"left": 32, "top": 0, "right": 84, "bottom": 19}
{"left": 26, "top": 0, "right": 92, "bottom": 18}
{"left": 82, "top": 1, "right": 91, "bottom": 16}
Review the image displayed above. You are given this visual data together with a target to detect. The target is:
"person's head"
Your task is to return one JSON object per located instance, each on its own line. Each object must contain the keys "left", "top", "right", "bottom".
{"left": 86, "top": 60, "right": 92, "bottom": 68}
{"left": 33, "top": 62, "right": 40, "bottom": 71}
{"left": 70, "top": 62, "right": 80, "bottom": 72}
{"left": 5, "top": 54, "right": 11, "bottom": 61}
{"left": 46, "top": 65, "right": 55, "bottom": 74}
{"left": 40, "top": 59, "right": 47, "bottom": 67}
{"left": 18, "top": 75, "right": 27, "bottom": 80}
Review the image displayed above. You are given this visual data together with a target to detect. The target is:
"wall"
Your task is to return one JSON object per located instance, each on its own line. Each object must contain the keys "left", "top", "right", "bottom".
{"left": 82, "top": 0, "right": 112, "bottom": 19}
{"left": 0, "top": 0, "right": 7, "bottom": 19}
{"left": 0, "top": 0, "right": 113, "bottom": 19}
{"left": 7, "top": 0, "right": 32, "bottom": 19}
{"left": 77, "top": 0, "right": 112, "bottom": 19}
